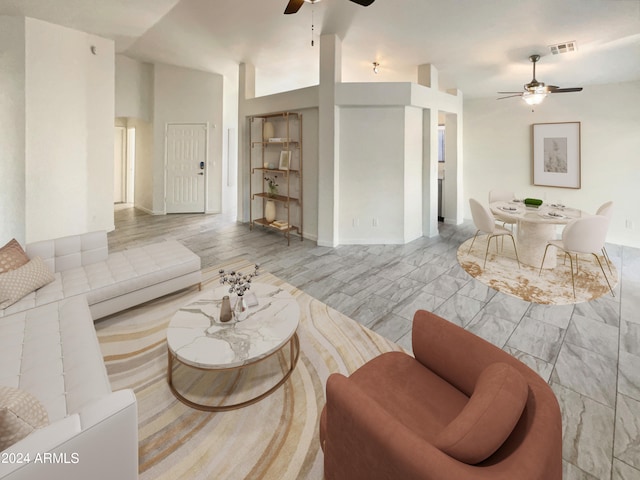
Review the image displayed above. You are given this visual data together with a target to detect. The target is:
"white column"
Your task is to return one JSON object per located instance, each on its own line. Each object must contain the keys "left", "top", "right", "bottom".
{"left": 444, "top": 91, "right": 463, "bottom": 225}
{"left": 422, "top": 107, "right": 439, "bottom": 237}
{"left": 404, "top": 106, "right": 424, "bottom": 242}
{"left": 237, "top": 62, "right": 255, "bottom": 222}
{"left": 418, "top": 64, "right": 441, "bottom": 237}
{"left": 317, "top": 34, "right": 341, "bottom": 247}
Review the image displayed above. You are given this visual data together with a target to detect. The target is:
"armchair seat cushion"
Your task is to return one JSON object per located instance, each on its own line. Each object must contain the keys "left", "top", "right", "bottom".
{"left": 433, "top": 362, "right": 528, "bottom": 464}
{"left": 349, "top": 351, "right": 469, "bottom": 444}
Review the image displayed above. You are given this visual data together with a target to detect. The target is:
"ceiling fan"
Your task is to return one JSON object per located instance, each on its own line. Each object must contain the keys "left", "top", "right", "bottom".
{"left": 284, "top": 0, "right": 375, "bottom": 15}
{"left": 498, "top": 54, "right": 583, "bottom": 106}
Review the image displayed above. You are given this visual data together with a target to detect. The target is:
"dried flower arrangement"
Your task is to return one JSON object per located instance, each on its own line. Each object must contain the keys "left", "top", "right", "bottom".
{"left": 219, "top": 264, "right": 260, "bottom": 296}
{"left": 264, "top": 175, "right": 279, "bottom": 197}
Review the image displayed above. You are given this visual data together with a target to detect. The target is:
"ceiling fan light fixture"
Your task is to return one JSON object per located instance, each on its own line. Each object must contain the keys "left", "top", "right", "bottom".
{"left": 373, "top": 62, "right": 379, "bottom": 74}
{"left": 522, "top": 91, "right": 547, "bottom": 105}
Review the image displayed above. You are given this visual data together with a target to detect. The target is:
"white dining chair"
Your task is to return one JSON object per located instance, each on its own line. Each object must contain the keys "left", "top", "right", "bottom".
{"left": 488, "top": 190, "right": 515, "bottom": 203}
{"left": 595, "top": 201, "right": 614, "bottom": 274}
{"left": 539, "top": 215, "right": 614, "bottom": 299}
{"left": 488, "top": 190, "right": 517, "bottom": 231}
{"left": 468, "top": 198, "right": 520, "bottom": 269}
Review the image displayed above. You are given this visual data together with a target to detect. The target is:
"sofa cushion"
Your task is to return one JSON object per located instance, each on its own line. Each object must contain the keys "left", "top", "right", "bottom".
{"left": 0, "top": 298, "right": 112, "bottom": 421}
{"left": 0, "top": 239, "right": 29, "bottom": 274}
{"left": 433, "top": 362, "right": 528, "bottom": 464}
{"left": 0, "top": 257, "right": 55, "bottom": 309}
{"left": 25, "top": 231, "right": 108, "bottom": 274}
{"left": 0, "top": 385, "right": 49, "bottom": 450}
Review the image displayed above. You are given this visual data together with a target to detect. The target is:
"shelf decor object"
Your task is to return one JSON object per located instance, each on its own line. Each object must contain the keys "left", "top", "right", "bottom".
{"left": 265, "top": 200, "right": 276, "bottom": 223}
{"left": 263, "top": 121, "right": 275, "bottom": 141}
{"left": 249, "top": 112, "right": 303, "bottom": 245}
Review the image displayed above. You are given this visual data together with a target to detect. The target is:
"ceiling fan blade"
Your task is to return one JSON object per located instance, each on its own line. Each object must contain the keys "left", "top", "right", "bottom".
{"left": 284, "top": 0, "right": 305, "bottom": 14}
{"left": 497, "top": 95, "right": 523, "bottom": 100}
{"left": 549, "top": 87, "right": 583, "bottom": 93}
{"left": 350, "top": 0, "right": 376, "bottom": 5}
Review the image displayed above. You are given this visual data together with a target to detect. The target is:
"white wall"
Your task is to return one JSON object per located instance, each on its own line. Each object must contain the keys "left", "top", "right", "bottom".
{"left": 0, "top": 16, "right": 26, "bottom": 244}
{"left": 129, "top": 118, "right": 154, "bottom": 212}
{"left": 0, "top": 17, "right": 114, "bottom": 244}
{"left": 24, "top": 18, "right": 115, "bottom": 242}
{"left": 115, "top": 55, "right": 153, "bottom": 122}
{"left": 339, "top": 106, "right": 407, "bottom": 244}
{"left": 464, "top": 80, "right": 640, "bottom": 248}
{"left": 115, "top": 55, "right": 155, "bottom": 213}
{"left": 153, "top": 63, "right": 224, "bottom": 214}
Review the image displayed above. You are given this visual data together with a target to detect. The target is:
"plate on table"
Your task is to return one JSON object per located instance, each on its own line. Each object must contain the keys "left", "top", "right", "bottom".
{"left": 542, "top": 211, "right": 566, "bottom": 219}
{"left": 498, "top": 206, "right": 518, "bottom": 212}
{"left": 549, "top": 203, "right": 565, "bottom": 208}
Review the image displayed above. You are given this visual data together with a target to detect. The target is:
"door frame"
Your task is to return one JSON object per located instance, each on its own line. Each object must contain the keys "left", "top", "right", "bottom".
{"left": 163, "top": 122, "right": 209, "bottom": 214}
{"left": 114, "top": 126, "right": 126, "bottom": 203}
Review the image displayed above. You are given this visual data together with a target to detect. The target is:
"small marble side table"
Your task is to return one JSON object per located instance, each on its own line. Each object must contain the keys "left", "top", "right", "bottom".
{"left": 166, "top": 282, "right": 300, "bottom": 411}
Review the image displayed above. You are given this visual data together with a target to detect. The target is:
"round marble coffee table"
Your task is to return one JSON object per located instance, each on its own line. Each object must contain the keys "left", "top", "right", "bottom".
{"left": 166, "top": 282, "right": 300, "bottom": 411}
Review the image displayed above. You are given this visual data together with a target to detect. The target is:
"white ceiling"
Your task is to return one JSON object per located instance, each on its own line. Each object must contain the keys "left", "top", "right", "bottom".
{"left": 2, "top": 0, "right": 639, "bottom": 98}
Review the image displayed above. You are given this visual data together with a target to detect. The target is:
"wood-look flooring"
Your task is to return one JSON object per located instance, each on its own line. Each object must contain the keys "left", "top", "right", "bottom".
{"left": 108, "top": 205, "right": 640, "bottom": 480}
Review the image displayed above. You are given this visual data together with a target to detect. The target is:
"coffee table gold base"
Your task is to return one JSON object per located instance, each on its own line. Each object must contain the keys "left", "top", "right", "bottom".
{"left": 167, "top": 332, "right": 300, "bottom": 412}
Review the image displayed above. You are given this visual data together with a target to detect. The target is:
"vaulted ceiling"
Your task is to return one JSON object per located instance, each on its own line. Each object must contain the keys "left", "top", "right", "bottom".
{"left": 2, "top": 0, "right": 639, "bottom": 98}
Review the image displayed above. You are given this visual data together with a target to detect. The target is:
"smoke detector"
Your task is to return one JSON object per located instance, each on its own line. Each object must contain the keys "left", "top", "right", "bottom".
{"left": 549, "top": 41, "right": 577, "bottom": 55}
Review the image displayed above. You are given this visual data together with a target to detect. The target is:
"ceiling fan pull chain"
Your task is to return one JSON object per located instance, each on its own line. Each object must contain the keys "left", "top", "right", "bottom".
{"left": 311, "top": 5, "right": 315, "bottom": 46}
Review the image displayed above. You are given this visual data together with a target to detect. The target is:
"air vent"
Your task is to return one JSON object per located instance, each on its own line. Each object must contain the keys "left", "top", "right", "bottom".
{"left": 549, "top": 41, "right": 577, "bottom": 55}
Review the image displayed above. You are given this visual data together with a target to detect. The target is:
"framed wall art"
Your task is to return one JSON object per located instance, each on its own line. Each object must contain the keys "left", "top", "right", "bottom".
{"left": 531, "top": 122, "right": 581, "bottom": 189}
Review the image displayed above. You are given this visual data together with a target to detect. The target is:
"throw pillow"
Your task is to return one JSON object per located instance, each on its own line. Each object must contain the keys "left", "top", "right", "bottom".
{"left": 0, "top": 386, "right": 49, "bottom": 450}
{"left": 433, "top": 362, "right": 528, "bottom": 464}
{"left": 0, "top": 239, "right": 29, "bottom": 274}
{"left": 0, "top": 256, "right": 55, "bottom": 309}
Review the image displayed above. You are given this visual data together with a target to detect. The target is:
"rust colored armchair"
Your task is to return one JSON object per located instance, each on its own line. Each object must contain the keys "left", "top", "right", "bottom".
{"left": 320, "top": 310, "right": 562, "bottom": 480}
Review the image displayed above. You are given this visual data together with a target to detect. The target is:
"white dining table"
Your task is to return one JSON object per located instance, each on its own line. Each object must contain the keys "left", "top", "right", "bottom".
{"left": 490, "top": 201, "right": 587, "bottom": 268}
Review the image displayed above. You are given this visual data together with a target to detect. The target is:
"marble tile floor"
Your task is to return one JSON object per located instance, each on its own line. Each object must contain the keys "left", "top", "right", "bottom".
{"left": 108, "top": 205, "right": 640, "bottom": 480}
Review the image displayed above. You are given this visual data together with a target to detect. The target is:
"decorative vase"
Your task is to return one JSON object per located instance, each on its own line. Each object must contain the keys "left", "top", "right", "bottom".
{"left": 263, "top": 121, "right": 274, "bottom": 141}
{"left": 233, "top": 294, "right": 248, "bottom": 322}
{"left": 219, "top": 295, "right": 233, "bottom": 323}
{"left": 265, "top": 200, "right": 276, "bottom": 223}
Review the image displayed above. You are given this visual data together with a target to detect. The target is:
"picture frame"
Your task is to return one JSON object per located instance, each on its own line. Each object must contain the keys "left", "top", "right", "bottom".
{"left": 279, "top": 150, "right": 291, "bottom": 170}
{"left": 531, "top": 122, "right": 581, "bottom": 189}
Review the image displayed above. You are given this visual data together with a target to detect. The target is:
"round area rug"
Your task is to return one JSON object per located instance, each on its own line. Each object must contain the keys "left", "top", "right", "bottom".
{"left": 457, "top": 236, "right": 618, "bottom": 305}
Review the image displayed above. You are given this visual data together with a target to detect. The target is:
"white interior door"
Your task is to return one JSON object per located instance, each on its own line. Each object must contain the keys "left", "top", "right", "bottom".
{"left": 165, "top": 123, "right": 207, "bottom": 213}
{"left": 114, "top": 127, "right": 126, "bottom": 203}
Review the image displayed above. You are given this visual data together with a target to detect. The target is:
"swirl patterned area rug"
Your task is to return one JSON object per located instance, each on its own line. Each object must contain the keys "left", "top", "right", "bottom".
{"left": 95, "top": 260, "right": 401, "bottom": 480}
{"left": 457, "top": 236, "right": 618, "bottom": 305}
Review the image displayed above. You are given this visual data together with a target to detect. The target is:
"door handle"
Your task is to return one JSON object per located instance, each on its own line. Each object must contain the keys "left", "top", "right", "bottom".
{"left": 198, "top": 172, "right": 204, "bottom": 175}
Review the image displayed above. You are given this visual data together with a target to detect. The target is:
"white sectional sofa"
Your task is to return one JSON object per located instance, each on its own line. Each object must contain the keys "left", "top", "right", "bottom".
{"left": 0, "top": 231, "right": 202, "bottom": 479}
{"left": 0, "top": 298, "right": 138, "bottom": 480}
